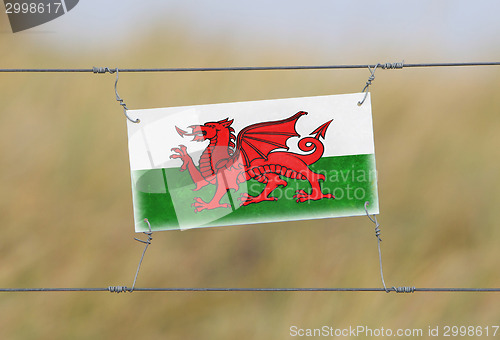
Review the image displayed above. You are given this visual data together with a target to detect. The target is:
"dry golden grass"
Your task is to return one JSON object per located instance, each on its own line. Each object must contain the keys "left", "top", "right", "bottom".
{"left": 1, "top": 15, "right": 500, "bottom": 340}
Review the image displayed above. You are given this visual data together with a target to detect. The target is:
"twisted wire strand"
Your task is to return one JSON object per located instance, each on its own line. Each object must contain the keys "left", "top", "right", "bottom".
{"left": 379, "top": 61, "right": 405, "bottom": 69}
{"left": 106, "top": 219, "right": 154, "bottom": 294}
{"left": 364, "top": 201, "right": 390, "bottom": 292}
{"left": 392, "top": 286, "right": 416, "bottom": 293}
{"left": 92, "top": 67, "right": 115, "bottom": 74}
{"left": 357, "top": 63, "right": 382, "bottom": 106}
{"left": 108, "top": 286, "right": 128, "bottom": 293}
{"left": 364, "top": 202, "right": 418, "bottom": 294}
{"left": 130, "top": 219, "right": 154, "bottom": 292}
{"left": 112, "top": 68, "right": 139, "bottom": 123}
{"left": 357, "top": 61, "right": 405, "bottom": 106}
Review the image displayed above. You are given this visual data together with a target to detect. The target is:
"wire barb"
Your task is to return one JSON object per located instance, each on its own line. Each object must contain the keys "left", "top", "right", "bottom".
{"left": 92, "top": 67, "right": 115, "bottom": 74}
{"left": 108, "top": 286, "right": 129, "bottom": 293}
{"left": 380, "top": 61, "right": 404, "bottom": 70}
{"left": 392, "top": 286, "right": 415, "bottom": 293}
{"left": 357, "top": 61, "right": 404, "bottom": 106}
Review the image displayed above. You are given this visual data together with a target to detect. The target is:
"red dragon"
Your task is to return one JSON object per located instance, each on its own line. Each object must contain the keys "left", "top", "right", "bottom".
{"left": 170, "top": 111, "right": 334, "bottom": 212}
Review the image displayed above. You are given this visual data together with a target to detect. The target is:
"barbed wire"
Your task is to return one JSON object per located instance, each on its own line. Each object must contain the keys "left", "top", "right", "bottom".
{"left": 0, "top": 61, "right": 499, "bottom": 73}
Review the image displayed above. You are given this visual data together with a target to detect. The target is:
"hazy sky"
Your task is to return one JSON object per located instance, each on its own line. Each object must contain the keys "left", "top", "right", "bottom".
{"left": 7, "top": 0, "right": 500, "bottom": 61}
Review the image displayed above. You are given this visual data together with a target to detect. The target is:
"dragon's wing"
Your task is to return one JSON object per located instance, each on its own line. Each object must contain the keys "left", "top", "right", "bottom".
{"left": 235, "top": 111, "right": 307, "bottom": 167}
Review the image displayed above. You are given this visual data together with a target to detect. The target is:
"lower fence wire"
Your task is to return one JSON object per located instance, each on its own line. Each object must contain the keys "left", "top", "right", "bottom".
{"left": 1, "top": 208, "right": 500, "bottom": 293}
{"left": 1, "top": 288, "right": 499, "bottom": 293}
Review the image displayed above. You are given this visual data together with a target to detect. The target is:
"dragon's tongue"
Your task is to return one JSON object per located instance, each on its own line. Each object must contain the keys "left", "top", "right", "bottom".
{"left": 192, "top": 134, "right": 205, "bottom": 142}
{"left": 175, "top": 125, "right": 204, "bottom": 140}
{"left": 187, "top": 125, "right": 205, "bottom": 141}
{"left": 175, "top": 126, "right": 188, "bottom": 137}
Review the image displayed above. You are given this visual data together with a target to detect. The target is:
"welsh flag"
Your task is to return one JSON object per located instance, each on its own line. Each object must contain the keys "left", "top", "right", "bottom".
{"left": 127, "top": 93, "right": 378, "bottom": 231}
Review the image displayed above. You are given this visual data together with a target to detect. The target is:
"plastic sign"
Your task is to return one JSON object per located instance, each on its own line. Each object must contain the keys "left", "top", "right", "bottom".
{"left": 127, "top": 93, "right": 379, "bottom": 231}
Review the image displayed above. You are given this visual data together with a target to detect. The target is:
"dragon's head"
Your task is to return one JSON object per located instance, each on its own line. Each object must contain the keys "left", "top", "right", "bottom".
{"left": 175, "top": 118, "right": 234, "bottom": 142}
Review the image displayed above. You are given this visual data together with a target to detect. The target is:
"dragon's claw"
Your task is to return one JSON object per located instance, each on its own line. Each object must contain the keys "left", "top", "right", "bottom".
{"left": 293, "top": 189, "right": 334, "bottom": 202}
{"left": 238, "top": 193, "right": 250, "bottom": 200}
{"left": 293, "top": 190, "right": 308, "bottom": 198}
{"left": 192, "top": 197, "right": 231, "bottom": 212}
{"left": 170, "top": 145, "right": 192, "bottom": 171}
{"left": 239, "top": 192, "right": 278, "bottom": 206}
{"left": 171, "top": 145, "right": 189, "bottom": 157}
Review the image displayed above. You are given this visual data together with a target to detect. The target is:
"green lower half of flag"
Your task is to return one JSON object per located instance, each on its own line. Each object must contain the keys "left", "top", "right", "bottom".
{"left": 131, "top": 154, "right": 378, "bottom": 231}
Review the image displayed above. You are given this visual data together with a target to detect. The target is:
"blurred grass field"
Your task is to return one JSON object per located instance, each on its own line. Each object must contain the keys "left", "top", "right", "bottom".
{"left": 1, "top": 15, "right": 500, "bottom": 340}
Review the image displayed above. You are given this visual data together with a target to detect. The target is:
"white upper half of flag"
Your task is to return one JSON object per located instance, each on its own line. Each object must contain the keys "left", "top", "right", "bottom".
{"left": 127, "top": 93, "right": 374, "bottom": 171}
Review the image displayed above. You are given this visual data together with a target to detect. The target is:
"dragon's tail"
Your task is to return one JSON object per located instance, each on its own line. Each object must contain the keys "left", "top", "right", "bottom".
{"left": 296, "top": 119, "right": 333, "bottom": 165}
